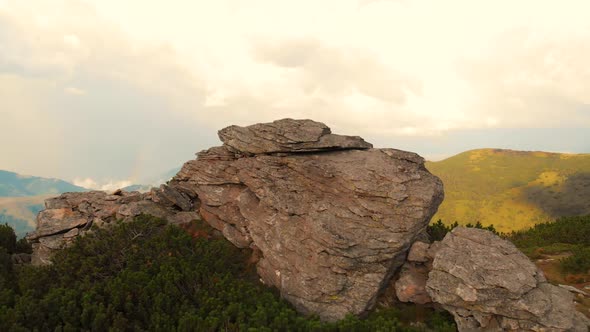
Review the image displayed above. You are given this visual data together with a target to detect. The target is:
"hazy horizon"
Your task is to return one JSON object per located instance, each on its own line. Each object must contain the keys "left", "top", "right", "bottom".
{"left": 2, "top": 0, "right": 589, "bottom": 189}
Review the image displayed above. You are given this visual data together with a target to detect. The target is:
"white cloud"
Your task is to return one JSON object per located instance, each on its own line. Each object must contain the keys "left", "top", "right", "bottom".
{"left": 73, "top": 177, "right": 133, "bottom": 191}
{"left": 1, "top": 0, "right": 589, "bottom": 181}
{"left": 64, "top": 86, "right": 86, "bottom": 95}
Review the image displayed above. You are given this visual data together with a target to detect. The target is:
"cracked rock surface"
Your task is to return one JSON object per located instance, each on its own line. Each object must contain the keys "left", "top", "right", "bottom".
{"left": 169, "top": 118, "right": 444, "bottom": 321}
{"left": 426, "top": 227, "right": 590, "bottom": 331}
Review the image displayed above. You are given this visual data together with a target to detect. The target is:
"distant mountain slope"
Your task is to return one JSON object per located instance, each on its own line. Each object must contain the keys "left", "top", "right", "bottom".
{"left": 0, "top": 170, "right": 87, "bottom": 197}
{"left": 426, "top": 149, "right": 590, "bottom": 232}
{"left": 0, "top": 170, "right": 87, "bottom": 237}
{"left": 0, "top": 195, "right": 50, "bottom": 237}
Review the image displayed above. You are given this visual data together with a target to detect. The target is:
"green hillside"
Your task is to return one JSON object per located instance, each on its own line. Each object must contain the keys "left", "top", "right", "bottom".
{"left": 426, "top": 149, "right": 590, "bottom": 232}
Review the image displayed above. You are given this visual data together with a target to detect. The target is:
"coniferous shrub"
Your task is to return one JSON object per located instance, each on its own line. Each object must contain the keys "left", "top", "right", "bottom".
{"left": 0, "top": 216, "right": 455, "bottom": 331}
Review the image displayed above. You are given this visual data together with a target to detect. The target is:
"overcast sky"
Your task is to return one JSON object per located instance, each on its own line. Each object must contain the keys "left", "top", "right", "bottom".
{"left": 1, "top": 0, "right": 589, "bottom": 189}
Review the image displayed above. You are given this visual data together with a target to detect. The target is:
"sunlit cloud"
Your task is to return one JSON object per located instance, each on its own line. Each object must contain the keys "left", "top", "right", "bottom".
{"left": 73, "top": 178, "right": 133, "bottom": 191}
{"left": 0, "top": 0, "right": 589, "bottom": 182}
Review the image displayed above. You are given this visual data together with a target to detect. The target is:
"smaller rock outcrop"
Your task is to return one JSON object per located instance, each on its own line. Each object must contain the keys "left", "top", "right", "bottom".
{"left": 425, "top": 227, "right": 589, "bottom": 331}
{"left": 26, "top": 187, "right": 200, "bottom": 265}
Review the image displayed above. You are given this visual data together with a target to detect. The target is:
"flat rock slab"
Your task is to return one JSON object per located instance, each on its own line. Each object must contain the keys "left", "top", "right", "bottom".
{"left": 218, "top": 118, "right": 373, "bottom": 154}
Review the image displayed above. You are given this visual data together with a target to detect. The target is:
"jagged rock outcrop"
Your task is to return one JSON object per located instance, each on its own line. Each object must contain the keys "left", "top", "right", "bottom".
{"left": 26, "top": 188, "right": 200, "bottom": 265}
{"left": 27, "top": 118, "right": 587, "bottom": 329}
{"left": 168, "top": 118, "right": 444, "bottom": 321}
{"left": 412, "top": 227, "right": 590, "bottom": 331}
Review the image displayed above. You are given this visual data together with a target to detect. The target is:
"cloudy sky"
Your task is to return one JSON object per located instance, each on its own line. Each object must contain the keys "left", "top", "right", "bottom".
{"left": 1, "top": 0, "right": 589, "bottom": 189}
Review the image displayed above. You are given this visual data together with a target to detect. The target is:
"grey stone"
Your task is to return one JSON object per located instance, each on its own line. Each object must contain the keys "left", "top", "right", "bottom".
{"left": 407, "top": 241, "right": 430, "bottom": 263}
{"left": 218, "top": 118, "right": 373, "bottom": 155}
{"left": 171, "top": 119, "right": 444, "bottom": 321}
{"left": 426, "top": 227, "right": 590, "bottom": 331}
{"left": 28, "top": 190, "right": 197, "bottom": 265}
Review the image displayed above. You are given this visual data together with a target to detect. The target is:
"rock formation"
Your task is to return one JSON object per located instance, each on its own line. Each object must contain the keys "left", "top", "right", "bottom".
{"left": 168, "top": 118, "right": 444, "bottom": 320}
{"left": 26, "top": 188, "right": 200, "bottom": 265}
{"left": 25, "top": 118, "right": 588, "bottom": 329}
{"left": 395, "top": 227, "right": 589, "bottom": 331}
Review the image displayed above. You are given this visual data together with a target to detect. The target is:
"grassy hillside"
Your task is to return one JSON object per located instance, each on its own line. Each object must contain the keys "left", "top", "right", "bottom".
{"left": 0, "top": 170, "right": 86, "bottom": 197}
{"left": 426, "top": 149, "right": 590, "bottom": 232}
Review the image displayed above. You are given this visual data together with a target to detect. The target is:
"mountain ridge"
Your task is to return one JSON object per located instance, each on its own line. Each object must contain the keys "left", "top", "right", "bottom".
{"left": 0, "top": 170, "right": 87, "bottom": 197}
{"left": 426, "top": 148, "right": 590, "bottom": 232}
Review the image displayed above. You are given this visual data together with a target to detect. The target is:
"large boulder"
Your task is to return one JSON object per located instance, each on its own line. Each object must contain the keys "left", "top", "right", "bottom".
{"left": 426, "top": 227, "right": 590, "bottom": 331}
{"left": 169, "top": 118, "right": 444, "bottom": 321}
{"left": 27, "top": 188, "right": 200, "bottom": 265}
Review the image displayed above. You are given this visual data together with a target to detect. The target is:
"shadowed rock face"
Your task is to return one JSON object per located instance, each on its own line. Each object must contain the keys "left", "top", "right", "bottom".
{"left": 169, "top": 118, "right": 444, "bottom": 321}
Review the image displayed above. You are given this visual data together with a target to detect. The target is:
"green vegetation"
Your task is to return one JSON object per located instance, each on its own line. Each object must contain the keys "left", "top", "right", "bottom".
{"left": 426, "top": 149, "right": 590, "bottom": 232}
{"left": 0, "top": 216, "right": 455, "bottom": 331}
{"left": 560, "top": 247, "right": 590, "bottom": 274}
{"left": 509, "top": 215, "right": 590, "bottom": 276}
{"left": 508, "top": 215, "right": 590, "bottom": 248}
{"left": 0, "top": 223, "right": 31, "bottom": 255}
{"left": 507, "top": 216, "right": 590, "bottom": 316}
{"left": 0, "top": 223, "right": 31, "bottom": 310}
{"left": 427, "top": 219, "right": 498, "bottom": 241}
